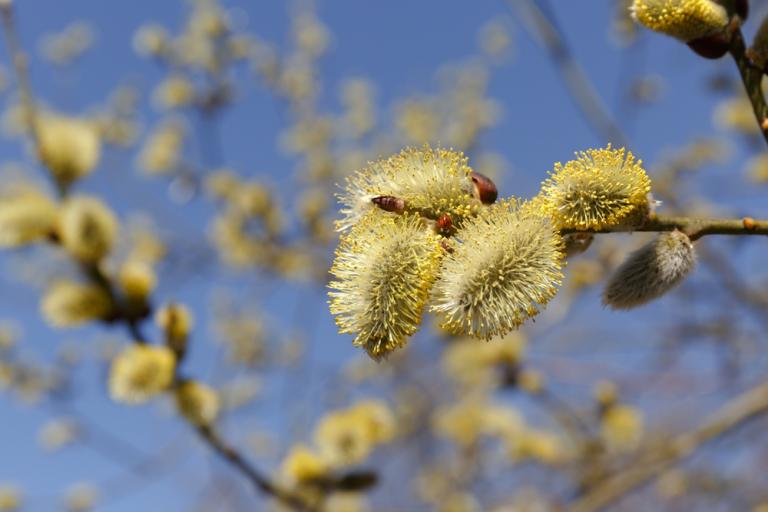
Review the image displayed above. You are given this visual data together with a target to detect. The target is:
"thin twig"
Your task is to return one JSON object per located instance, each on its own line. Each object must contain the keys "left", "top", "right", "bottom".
{"left": 511, "top": 0, "right": 628, "bottom": 147}
{"left": 562, "top": 215, "right": 768, "bottom": 241}
{"left": 729, "top": 27, "right": 768, "bottom": 147}
{"left": 196, "top": 425, "right": 312, "bottom": 511}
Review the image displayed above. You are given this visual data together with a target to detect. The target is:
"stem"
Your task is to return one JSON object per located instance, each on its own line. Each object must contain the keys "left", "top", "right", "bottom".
{"left": 729, "top": 28, "right": 768, "bottom": 146}
{"left": 196, "top": 425, "right": 311, "bottom": 511}
{"left": 562, "top": 215, "right": 768, "bottom": 241}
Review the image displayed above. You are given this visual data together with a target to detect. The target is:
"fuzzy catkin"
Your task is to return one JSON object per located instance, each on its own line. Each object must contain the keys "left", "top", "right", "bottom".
{"left": 602, "top": 230, "right": 696, "bottom": 309}
{"left": 630, "top": 0, "right": 729, "bottom": 42}
{"left": 430, "top": 199, "right": 564, "bottom": 340}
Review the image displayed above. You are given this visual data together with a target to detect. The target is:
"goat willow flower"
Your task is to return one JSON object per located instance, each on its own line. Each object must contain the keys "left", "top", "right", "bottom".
{"left": 630, "top": 0, "right": 729, "bottom": 42}
{"left": 328, "top": 212, "right": 443, "bottom": 359}
{"left": 37, "top": 114, "right": 101, "bottom": 187}
{"left": 0, "top": 190, "right": 57, "bottom": 247}
{"left": 109, "top": 344, "right": 176, "bottom": 404}
{"left": 58, "top": 196, "right": 118, "bottom": 263}
{"left": 41, "top": 280, "right": 113, "bottom": 327}
{"left": 603, "top": 230, "right": 696, "bottom": 309}
{"left": 174, "top": 380, "right": 219, "bottom": 426}
{"left": 336, "top": 145, "right": 480, "bottom": 232}
{"left": 540, "top": 145, "right": 651, "bottom": 230}
{"left": 430, "top": 199, "right": 564, "bottom": 340}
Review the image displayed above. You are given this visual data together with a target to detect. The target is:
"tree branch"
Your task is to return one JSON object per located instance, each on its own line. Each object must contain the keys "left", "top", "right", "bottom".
{"left": 562, "top": 215, "right": 768, "bottom": 241}
{"left": 729, "top": 27, "right": 768, "bottom": 147}
{"left": 568, "top": 379, "right": 768, "bottom": 512}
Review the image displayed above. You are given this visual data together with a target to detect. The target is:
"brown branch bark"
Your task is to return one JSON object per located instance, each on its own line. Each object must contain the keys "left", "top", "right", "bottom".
{"left": 562, "top": 215, "right": 768, "bottom": 241}
{"left": 729, "top": 28, "right": 768, "bottom": 147}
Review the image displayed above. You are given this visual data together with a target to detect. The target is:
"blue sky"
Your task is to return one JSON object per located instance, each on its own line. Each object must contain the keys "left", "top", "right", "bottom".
{"left": 1, "top": 1, "right": 768, "bottom": 510}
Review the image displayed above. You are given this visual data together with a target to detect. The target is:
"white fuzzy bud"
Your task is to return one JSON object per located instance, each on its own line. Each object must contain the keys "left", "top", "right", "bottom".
{"left": 602, "top": 230, "right": 695, "bottom": 309}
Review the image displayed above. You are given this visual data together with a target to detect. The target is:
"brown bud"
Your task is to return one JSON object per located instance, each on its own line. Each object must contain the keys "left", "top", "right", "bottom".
{"left": 371, "top": 195, "right": 405, "bottom": 213}
{"left": 470, "top": 171, "right": 498, "bottom": 204}
{"left": 743, "top": 216, "right": 757, "bottom": 230}
{"left": 687, "top": 32, "right": 730, "bottom": 59}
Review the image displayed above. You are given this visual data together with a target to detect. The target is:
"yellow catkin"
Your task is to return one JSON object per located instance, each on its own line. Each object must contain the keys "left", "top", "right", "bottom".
{"left": 540, "top": 145, "right": 652, "bottom": 230}
{"left": 329, "top": 212, "right": 443, "bottom": 359}
{"left": 41, "top": 280, "right": 113, "bottom": 327}
{"left": 0, "top": 190, "right": 57, "bottom": 247}
{"left": 630, "top": 0, "right": 729, "bottom": 42}
{"left": 108, "top": 344, "right": 175, "bottom": 404}
{"left": 431, "top": 199, "right": 564, "bottom": 340}
{"left": 174, "top": 380, "right": 219, "bottom": 426}
{"left": 36, "top": 115, "right": 101, "bottom": 186}
{"left": 58, "top": 196, "right": 118, "bottom": 263}
{"left": 336, "top": 145, "right": 481, "bottom": 232}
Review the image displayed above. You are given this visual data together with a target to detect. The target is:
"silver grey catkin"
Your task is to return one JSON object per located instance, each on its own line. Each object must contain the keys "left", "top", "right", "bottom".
{"left": 602, "top": 230, "right": 696, "bottom": 309}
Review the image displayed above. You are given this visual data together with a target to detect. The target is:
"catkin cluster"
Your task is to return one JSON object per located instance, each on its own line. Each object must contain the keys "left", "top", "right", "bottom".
{"left": 330, "top": 144, "right": 697, "bottom": 359}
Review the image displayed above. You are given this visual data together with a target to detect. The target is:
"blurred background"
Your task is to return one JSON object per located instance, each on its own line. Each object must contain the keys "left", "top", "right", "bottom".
{"left": 1, "top": 0, "right": 768, "bottom": 510}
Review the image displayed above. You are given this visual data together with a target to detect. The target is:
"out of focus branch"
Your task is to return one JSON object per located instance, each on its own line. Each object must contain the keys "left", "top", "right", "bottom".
{"left": 569, "top": 379, "right": 768, "bottom": 512}
{"left": 562, "top": 215, "right": 768, "bottom": 240}
{"left": 729, "top": 28, "right": 768, "bottom": 147}
{"left": 510, "top": 0, "right": 628, "bottom": 147}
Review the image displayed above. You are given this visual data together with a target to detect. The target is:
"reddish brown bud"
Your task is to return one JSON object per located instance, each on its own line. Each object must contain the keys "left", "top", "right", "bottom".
{"left": 371, "top": 195, "right": 405, "bottom": 213}
{"left": 470, "top": 171, "right": 498, "bottom": 204}
{"left": 743, "top": 217, "right": 757, "bottom": 230}
{"left": 687, "top": 33, "right": 730, "bottom": 59}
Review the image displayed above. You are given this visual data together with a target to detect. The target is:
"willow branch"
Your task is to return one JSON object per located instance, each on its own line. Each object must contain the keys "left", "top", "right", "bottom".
{"left": 562, "top": 215, "right": 768, "bottom": 241}
{"left": 196, "top": 425, "right": 311, "bottom": 511}
{"left": 511, "top": 0, "right": 627, "bottom": 146}
{"left": 729, "top": 28, "right": 768, "bottom": 147}
{"left": 568, "top": 379, "right": 768, "bottom": 512}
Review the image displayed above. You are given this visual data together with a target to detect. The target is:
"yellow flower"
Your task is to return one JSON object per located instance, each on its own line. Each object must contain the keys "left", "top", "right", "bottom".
{"left": 155, "top": 303, "right": 193, "bottom": 348}
{"left": 281, "top": 444, "right": 329, "bottom": 484}
{"left": 348, "top": 399, "right": 396, "bottom": 443}
{"left": 58, "top": 196, "right": 118, "bottom": 263}
{"left": 133, "top": 23, "right": 169, "bottom": 56}
{"left": 117, "top": 260, "right": 157, "bottom": 301}
{"left": 153, "top": 75, "right": 195, "bottom": 109}
{"left": 108, "top": 344, "right": 176, "bottom": 404}
{"left": 314, "top": 410, "right": 374, "bottom": 467}
{"left": 0, "top": 189, "right": 57, "bottom": 247}
{"left": 336, "top": 146, "right": 480, "bottom": 232}
{"left": 442, "top": 334, "right": 527, "bottom": 388}
{"left": 63, "top": 482, "right": 98, "bottom": 512}
{"left": 36, "top": 114, "right": 101, "bottom": 187}
{"left": 0, "top": 484, "right": 21, "bottom": 512}
{"left": 630, "top": 0, "right": 729, "bottom": 42}
{"left": 540, "top": 146, "right": 651, "bottom": 230}
{"left": 430, "top": 199, "right": 564, "bottom": 340}
{"left": 508, "top": 429, "right": 566, "bottom": 465}
{"left": 601, "top": 404, "right": 644, "bottom": 452}
{"left": 138, "top": 119, "right": 184, "bottom": 175}
{"left": 174, "top": 380, "right": 219, "bottom": 426}
{"left": 41, "top": 280, "right": 113, "bottom": 327}
{"left": 433, "top": 397, "right": 523, "bottom": 446}
{"left": 329, "top": 212, "right": 443, "bottom": 359}
{"left": 602, "top": 230, "right": 696, "bottom": 309}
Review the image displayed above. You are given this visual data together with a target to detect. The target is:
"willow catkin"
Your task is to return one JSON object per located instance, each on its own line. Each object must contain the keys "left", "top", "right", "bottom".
{"left": 430, "top": 199, "right": 564, "bottom": 340}
{"left": 602, "top": 230, "right": 696, "bottom": 309}
{"left": 630, "top": 0, "right": 729, "bottom": 42}
{"left": 336, "top": 145, "right": 481, "bottom": 232}
{"left": 328, "top": 212, "right": 443, "bottom": 359}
